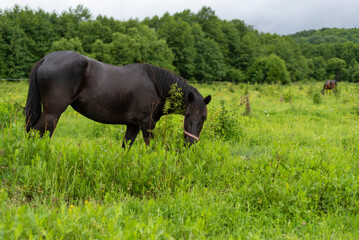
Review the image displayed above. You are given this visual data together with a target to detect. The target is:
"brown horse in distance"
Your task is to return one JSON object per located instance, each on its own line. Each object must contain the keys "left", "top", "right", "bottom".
{"left": 321, "top": 80, "right": 337, "bottom": 95}
{"left": 25, "top": 51, "right": 211, "bottom": 147}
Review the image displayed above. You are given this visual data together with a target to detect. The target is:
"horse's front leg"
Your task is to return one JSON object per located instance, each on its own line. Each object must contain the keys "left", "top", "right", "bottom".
{"left": 122, "top": 124, "right": 140, "bottom": 148}
{"left": 140, "top": 117, "right": 156, "bottom": 146}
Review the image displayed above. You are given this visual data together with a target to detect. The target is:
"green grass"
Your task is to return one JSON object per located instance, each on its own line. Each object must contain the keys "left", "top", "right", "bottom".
{"left": 1, "top": 80, "right": 359, "bottom": 239}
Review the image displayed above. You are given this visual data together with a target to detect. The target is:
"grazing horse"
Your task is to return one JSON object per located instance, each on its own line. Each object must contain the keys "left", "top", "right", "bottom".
{"left": 321, "top": 80, "right": 337, "bottom": 95}
{"left": 25, "top": 51, "right": 211, "bottom": 147}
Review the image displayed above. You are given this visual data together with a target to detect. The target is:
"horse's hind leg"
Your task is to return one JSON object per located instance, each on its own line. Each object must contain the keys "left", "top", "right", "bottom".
{"left": 34, "top": 92, "right": 73, "bottom": 137}
{"left": 122, "top": 124, "right": 140, "bottom": 148}
{"left": 33, "top": 111, "right": 61, "bottom": 137}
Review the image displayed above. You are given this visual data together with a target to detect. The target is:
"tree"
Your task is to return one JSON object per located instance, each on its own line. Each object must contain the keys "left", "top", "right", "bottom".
{"left": 266, "top": 54, "right": 290, "bottom": 84}
{"left": 78, "top": 20, "right": 112, "bottom": 53}
{"left": 196, "top": 7, "right": 226, "bottom": 46}
{"left": 50, "top": 37, "right": 84, "bottom": 53}
{"left": 0, "top": 6, "right": 58, "bottom": 77}
{"left": 157, "top": 14, "right": 196, "bottom": 78}
{"left": 327, "top": 57, "right": 346, "bottom": 80}
{"left": 248, "top": 54, "right": 290, "bottom": 84}
{"left": 4, "top": 24, "right": 34, "bottom": 78}
{"left": 57, "top": 5, "right": 92, "bottom": 39}
{"left": 225, "top": 68, "right": 246, "bottom": 83}
{"left": 262, "top": 35, "right": 309, "bottom": 81}
{"left": 237, "top": 32, "right": 260, "bottom": 71}
{"left": 345, "top": 60, "right": 359, "bottom": 82}
{"left": 108, "top": 32, "right": 140, "bottom": 65}
{"left": 192, "top": 24, "right": 226, "bottom": 82}
{"left": 123, "top": 23, "right": 174, "bottom": 69}
{"left": 90, "top": 39, "right": 112, "bottom": 63}
{"left": 221, "top": 21, "right": 242, "bottom": 67}
{"left": 310, "top": 57, "right": 327, "bottom": 81}
{"left": 352, "top": 69, "right": 359, "bottom": 82}
{"left": 0, "top": 31, "right": 7, "bottom": 77}
{"left": 337, "top": 42, "right": 359, "bottom": 65}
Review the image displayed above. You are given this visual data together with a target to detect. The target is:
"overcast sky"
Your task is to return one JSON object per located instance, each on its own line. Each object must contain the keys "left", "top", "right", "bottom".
{"left": 1, "top": 0, "right": 359, "bottom": 35}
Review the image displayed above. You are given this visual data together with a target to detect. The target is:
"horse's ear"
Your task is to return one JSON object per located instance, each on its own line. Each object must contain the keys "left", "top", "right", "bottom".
{"left": 204, "top": 95, "right": 211, "bottom": 105}
{"left": 188, "top": 92, "right": 194, "bottom": 102}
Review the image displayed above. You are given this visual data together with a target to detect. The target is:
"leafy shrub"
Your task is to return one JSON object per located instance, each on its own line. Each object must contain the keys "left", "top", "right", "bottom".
{"left": 225, "top": 68, "right": 246, "bottom": 83}
{"left": 282, "top": 90, "right": 294, "bottom": 103}
{"left": 206, "top": 99, "right": 241, "bottom": 140}
{"left": 248, "top": 54, "right": 291, "bottom": 84}
{"left": 313, "top": 92, "right": 322, "bottom": 104}
{"left": 163, "top": 84, "right": 185, "bottom": 115}
{"left": 352, "top": 70, "right": 359, "bottom": 82}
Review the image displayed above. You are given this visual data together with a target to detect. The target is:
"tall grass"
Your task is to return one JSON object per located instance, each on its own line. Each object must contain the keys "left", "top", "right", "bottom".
{"left": 1, "top": 81, "right": 359, "bottom": 238}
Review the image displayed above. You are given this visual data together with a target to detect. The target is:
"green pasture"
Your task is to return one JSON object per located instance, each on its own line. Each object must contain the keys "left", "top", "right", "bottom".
{"left": 1, "top": 81, "right": 359, "bottom": 239}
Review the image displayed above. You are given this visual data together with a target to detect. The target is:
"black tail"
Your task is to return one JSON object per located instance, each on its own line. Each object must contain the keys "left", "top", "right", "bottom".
{"left": 25, "top": 59, "right": 44, "bottom": 132}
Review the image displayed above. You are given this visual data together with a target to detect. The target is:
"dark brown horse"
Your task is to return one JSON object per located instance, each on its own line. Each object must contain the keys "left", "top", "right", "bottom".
{"left": 25, "top": 51, "right": 211, "bottom": 147}
{"left": 321, "top": 80, "right": 337, "bottom": 95}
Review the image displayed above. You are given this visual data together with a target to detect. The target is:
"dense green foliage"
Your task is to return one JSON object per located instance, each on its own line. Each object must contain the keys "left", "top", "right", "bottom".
{"left": 1, "top": 81, "right": 359, "bottom": 238}
{"left": 291, "top": 28, "right": 359, "bottom": 44}
{"left": 1, "top": 5, "right": 359, "bottom": 83}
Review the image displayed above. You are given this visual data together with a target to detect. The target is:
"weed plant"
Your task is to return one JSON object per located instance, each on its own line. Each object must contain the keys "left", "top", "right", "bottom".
{"left": 1, "top": 81, "right": 359, "bottom": 238}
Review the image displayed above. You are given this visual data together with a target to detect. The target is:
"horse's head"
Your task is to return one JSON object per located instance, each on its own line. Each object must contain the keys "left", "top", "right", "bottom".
{"left": 184, "top": 92, "right": 211, "bottom": 145}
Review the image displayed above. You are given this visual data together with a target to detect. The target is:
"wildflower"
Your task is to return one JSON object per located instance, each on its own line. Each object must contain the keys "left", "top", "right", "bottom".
{"left": 266, "top": 114, "right": 269, "bottom": 117}
{"left": 303, "top": 222, "right": 305, "bottom": 226}
{"left": 85, "top": 200, "right": 88, "bottom": 204}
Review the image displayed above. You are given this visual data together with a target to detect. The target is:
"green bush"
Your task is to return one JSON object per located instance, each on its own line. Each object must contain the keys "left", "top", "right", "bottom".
{"left": 206, "top": 99, "right": 242, "bottom": 140}
{"left": 313, "top": 92, "right": 322, "bottom": 104}
{"left": 248, "top": 54, "right": 291, "bottom": 84}
{"left": 283, "top": 90, "right": 294, "bottom": 103}
{"left": 225, "top": 68, "right": 246, "bottom": 83}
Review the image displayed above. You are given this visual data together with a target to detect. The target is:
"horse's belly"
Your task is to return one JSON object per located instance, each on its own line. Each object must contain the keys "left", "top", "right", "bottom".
{"left": 71, "top": 78, "right": 160, "bottom": 125}
{"left": 71, "top": 95, "right": 155, "bottom": 125}
{"left": 71, "top": 101, "right": 129, "bottom": 124}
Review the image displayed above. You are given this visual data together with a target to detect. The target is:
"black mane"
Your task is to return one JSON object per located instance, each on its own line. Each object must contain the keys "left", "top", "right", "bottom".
{"left": 143, "top": 64, "right": 203, "bottom": 105}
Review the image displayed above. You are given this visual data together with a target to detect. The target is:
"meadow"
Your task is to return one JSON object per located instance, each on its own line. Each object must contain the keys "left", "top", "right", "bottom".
{"left": 1, "top": 80, "right": 359, "bottom": 239}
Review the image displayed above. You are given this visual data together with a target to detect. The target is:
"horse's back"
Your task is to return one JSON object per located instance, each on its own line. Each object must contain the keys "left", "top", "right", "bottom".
{"left": 40, "top": 51, "right": 88, "bottom": 72}
{"left": 324, "top": 80, "right": 337, "bottom": 89}
{"left": 34, "top": 51, "right": 161, "bottom": 124}
{"left": 37, "top": 51, "right": 89, "bottom": 91}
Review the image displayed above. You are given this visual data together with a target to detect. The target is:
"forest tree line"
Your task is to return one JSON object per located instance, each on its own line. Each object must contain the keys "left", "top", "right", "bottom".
{"left": 1, "top": 4, "right": 359, "bottom": 84}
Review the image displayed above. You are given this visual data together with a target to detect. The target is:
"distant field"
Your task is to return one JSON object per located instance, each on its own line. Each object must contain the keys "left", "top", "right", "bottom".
{"left": 1, "top": 80, "right": 359, "bottom": 239}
